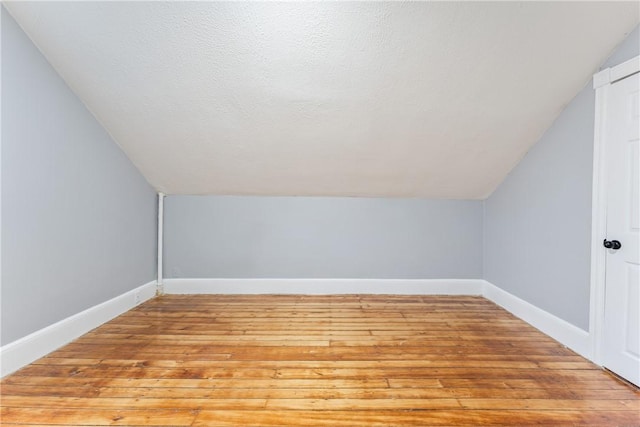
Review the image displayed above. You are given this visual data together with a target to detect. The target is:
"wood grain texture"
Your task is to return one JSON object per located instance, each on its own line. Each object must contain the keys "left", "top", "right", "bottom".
{"left": 1, "top": 295, "right": 638, "bottom": 426}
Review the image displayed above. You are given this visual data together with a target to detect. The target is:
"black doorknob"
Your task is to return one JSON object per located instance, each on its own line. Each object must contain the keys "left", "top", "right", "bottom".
{"left": 603, "top": 239, "right": 622, "bottom": 250}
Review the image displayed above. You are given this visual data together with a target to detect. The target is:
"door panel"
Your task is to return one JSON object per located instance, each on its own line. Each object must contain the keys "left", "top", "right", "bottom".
{"left": 626, "top": 265, "right": 639, "bottom": 358}
{"left": 602, "top": 72, "right": 640, "bottom": 386}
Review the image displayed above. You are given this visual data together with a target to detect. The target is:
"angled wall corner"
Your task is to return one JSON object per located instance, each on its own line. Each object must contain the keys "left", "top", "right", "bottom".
{"left": 483, "top": 25, "right": 640, "bottom": 333}
{"left": 1, "top": 7, "right": 157, "bottom": 346}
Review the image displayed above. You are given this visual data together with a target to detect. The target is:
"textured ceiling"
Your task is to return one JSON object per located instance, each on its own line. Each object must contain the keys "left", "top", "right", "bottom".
{"left": 4, "top": 2, "right": 639, "bottom": 199}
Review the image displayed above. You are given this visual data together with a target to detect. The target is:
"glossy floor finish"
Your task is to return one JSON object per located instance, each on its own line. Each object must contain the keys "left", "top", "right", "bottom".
{"left": 1, "top": 295, "right": 638, "bottom": 426}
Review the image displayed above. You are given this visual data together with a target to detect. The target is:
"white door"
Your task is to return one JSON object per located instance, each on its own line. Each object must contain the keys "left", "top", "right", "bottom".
{"left": 602, "top": 70, "right": 640, "bottom": 387}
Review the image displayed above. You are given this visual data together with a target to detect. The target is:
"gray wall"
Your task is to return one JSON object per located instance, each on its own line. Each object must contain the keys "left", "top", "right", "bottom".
{"left": 483, "top": 26, "right": 639, "bottom": 332}
{"left": 3, "top": 3, "right": 635, "bottom": 343}
{"left": 1, "top": 9, "right": 157, "bottom": 345}
{"left": 165, "top": 196, "right": 482, "bottom": 279}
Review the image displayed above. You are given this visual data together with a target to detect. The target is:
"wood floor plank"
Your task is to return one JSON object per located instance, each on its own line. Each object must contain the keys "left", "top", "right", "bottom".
{"left": 29, "top": 357, "right": 546, "bottom": 370}
{"left": 1, "top": 294, "right": 638, "bottom": 426}
{"left": 91, "top": 386, "right": 588, "bottom": 400}
{"left": 0, "top": 407, "right": 198, "bottom": 426}
{"left": 3, "top": 376, "right": 395, "bottom": 389}
{"left": 192, "top": 409, "right": 640, "bottom": 426}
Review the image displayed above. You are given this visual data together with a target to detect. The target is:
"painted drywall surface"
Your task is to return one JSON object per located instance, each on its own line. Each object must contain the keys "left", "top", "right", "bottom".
{"left": 1, "top": 9, "right": 157, "bottom": 345}
{"left": 165, "top": 196, "right": 482, "bottom": 280}
{"left": 5, "top": 2, "right": 639, "bottom": 199}
{"left": 600, "top": 25, "right": 639, "bottom": 69}
{"left": 483, "top": 25, "right": 640, "bottom": 332}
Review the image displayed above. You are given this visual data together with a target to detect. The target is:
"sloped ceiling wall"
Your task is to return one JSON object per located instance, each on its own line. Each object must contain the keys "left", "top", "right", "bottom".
{"left": 4, "top": 1, "right": 639, "bottom": 198}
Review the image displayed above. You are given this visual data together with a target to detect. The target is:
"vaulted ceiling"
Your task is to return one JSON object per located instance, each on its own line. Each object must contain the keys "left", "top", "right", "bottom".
{"left": 4, "top": 2, "right": 638, "bottom": 199}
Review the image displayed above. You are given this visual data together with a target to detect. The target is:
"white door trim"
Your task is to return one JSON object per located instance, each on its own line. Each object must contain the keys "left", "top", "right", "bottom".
{"left": 589, "top": 55, "right": 640, "bottom": 364}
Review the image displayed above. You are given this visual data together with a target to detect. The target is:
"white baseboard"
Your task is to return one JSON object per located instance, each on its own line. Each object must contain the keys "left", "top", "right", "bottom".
{"left": 163, "top": 278, "right": 484, "bottom": 296}
{"left": 0, "top": 281, "right": 157, "bottom": 378}
{"left": 482, "top": 280, "right": 591, "bottom": 359}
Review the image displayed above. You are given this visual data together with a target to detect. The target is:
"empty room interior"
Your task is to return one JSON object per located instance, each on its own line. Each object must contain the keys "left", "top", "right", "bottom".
{"left": 1, "top": 1, "right": 640, "bottom": 426}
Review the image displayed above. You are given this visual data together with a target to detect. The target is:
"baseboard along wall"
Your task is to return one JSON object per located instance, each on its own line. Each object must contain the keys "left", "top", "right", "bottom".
{"left": 1, "top": 278, "right": 591, "bottom": 377}
{"left": 481, "top": 281, "right": 591, "bottom": 359}
{"left": 0, "top": 281, "right": 157, "bottom": 377}
{"left": 162, "top": 278, "right": 484, "bottom": 296}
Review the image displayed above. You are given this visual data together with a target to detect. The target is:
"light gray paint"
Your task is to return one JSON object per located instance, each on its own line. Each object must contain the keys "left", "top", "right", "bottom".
{"left": 165, "top": 196, "right": 482, "bottom": 280}
{"left": 1, "top": 9, "right": 157, "bottom": 345}
{"left": 483, "top": 25, "right": 639, "bottom": 331}
{"left": 600, "top": 25, "right": 639, "bottom": 69}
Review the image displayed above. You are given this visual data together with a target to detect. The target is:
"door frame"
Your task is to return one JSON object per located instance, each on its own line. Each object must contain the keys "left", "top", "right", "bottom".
{"left": 589, "top": 55, "right": 640, "bottom": 365}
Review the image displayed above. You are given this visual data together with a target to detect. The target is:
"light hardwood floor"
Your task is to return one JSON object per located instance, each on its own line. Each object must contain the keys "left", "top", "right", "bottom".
{"left": 1, "top": 295, "right": 638, "bottom": 426}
